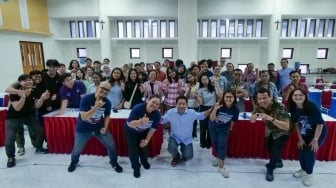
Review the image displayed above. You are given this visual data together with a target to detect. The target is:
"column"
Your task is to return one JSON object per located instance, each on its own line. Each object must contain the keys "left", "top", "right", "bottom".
{"left": 178, "top": 0, "right": 198, "bottom": 66}
{"left": 267, "top": 0, "right": 282, "bottom": 65}
{"left": 98, "top": 1, "right": 111, "bottom": 61}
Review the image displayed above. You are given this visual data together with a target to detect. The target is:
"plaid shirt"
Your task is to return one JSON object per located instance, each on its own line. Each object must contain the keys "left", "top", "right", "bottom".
{"left": 243, "top": 72, "right": 257, "bottom": 87}
{"left": 254, "top": 102, "right": 290, "bottom": 139}
{"left": 162, "top": 79, "right": 186, "bottom": 106}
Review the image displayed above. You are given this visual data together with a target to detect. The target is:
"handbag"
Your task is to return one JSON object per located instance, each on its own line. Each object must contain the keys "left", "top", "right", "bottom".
{"left": 124, "top": 83, "right": 137, "bottom": 109}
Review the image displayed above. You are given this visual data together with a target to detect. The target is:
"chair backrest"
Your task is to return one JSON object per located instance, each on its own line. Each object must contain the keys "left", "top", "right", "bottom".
{"left": 299, "top": 77, "right": 306, "bottom": 83}
{"left": 314, "top": 84, "right": 324, "bottom": 90}
{"left": 321, "top": 90, "right": 332, "bottom": 108}
{"left": 243, "top": 99, "right": 253, "bottom": 112}
{"left": 330, "top": 84, "right": 336, "bottom": 89}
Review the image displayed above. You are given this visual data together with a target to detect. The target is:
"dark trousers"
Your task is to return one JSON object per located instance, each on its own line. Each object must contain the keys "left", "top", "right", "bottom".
{"left": 189, "top": 107, "right": 199, "bottom": 138}
{"left": 199, "top": 105, "right": 212, "bottom": 148}
{"left": 124, "top": 127, "right": 149, "bottom": 171}
{"left": 16, "top": 123, "right": 37, "bottom": 148}
{"left": 208, "top": 121, "right": 230, "bottom": 160}
{"left": 299, "top": 127, "right": 328, "bottom": 174}
{"left": 5, "top": 116, "right": 45, "bottom": 158}
{"left": 265, "top": 134, "right": 289, "bottom": 169}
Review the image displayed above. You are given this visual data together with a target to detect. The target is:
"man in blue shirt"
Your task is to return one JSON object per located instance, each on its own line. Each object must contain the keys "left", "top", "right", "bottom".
{"left": 56, "top": 73, "right": 86, "bottom": 115}
{"left": 67, "top": 81, "right": 122, "bottom": 173}
{"left": 278, "top": 58, "right": 294, "bottom": 94}
{"left": 161, "top": 95, "right": 212, "bottom": 167}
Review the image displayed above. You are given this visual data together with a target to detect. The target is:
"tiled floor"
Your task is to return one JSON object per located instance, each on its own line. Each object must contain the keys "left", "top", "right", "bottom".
{"left": 1, "top": 132, "right": 336, "bottom": 188}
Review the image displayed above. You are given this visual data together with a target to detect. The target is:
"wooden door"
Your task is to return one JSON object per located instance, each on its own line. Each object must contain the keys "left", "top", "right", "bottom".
{"left": 19, "top": 41, "right": 45, "bottom": 74}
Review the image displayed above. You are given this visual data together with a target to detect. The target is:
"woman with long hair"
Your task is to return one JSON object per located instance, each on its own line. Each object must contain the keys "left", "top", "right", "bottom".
{"left": 124, "top": 68, "right": 143, "bottom": 108}
{"left": 209, "top": 90, "right": 239, "bottom": 178}
{"left": 287, "top": 88, "right": 328, "bottom": 187}
{"left": 107, "top": 67, "right": 125, "bottom": 110}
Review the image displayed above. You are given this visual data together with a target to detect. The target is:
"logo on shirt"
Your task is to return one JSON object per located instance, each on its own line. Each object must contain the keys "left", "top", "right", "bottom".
{"left": 298, "top": 116, "right": 312, "bottom": 135}
{"left": 215, "top": 112, "right": 233, "bottom": 125}
{"left": 85, "top": 107, "right": 105, "bottom": 124}
{"left": 135, "top": 120, "right": 153, "bottom": 131}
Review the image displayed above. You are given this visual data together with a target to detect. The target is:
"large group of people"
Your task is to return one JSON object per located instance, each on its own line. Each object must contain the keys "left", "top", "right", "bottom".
{"left": 3, "top": 57, "right": 328, "bottom": 187}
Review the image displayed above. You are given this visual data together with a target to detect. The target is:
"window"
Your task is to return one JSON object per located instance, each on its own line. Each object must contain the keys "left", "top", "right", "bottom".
{"left": 126, "top": 20, "right": 132, "bottom": 38}
{"left": 299, "top": 19, "right": 307, "bottom": 37}
{"left": 282, "top": 48, "right": 294, "bottom": 59}
{"left": 162, "top": 48, "right": 173, "bottom": 58}
{"left": 130, "top": 48, "right": 140, "bottom": 59}
{"left": 210, "top": 20, "right": 217, "bottom": 38}
{"left": 143, "top": 20, "right": 149, "bottom": 38}
{"left": 327, "top": 19, "right": 335, "bottom": 37}
{"left": 317, "top": 19, "right": 325, "bottom": 37}
{"left": 281, "top": 19, "right": 289, "bottom": 37}
{"left": 255, "top": 19, "right": 263, "bottom": 37}
{"left": 299, "top": 64, "right": 309, "bottom": 74}
{"left": 219, "top": 20, "right": 226, "bottom": 38}
{"left": 246, "top": 19, "right": 253, "bottom": 37}
{"left": 316, "top": 48, "right": 328, "bottom": 59}
{"left": 86, "top": 21, "right": 93, "bottom": 38}
{"left": 117, "top": 20, "right": 124, "bottom": 38}
{"left": 221, "top": 48, "right": 232, "bottom": 59}
{"left": 228, "top": 20, "right": 235, "bottom": 38}
{"left": 169, "top": 20, "right": 175, "bottom": 38}
{"left": 237, "top": 19, "right": 244, "bottom": 38}
{"left": 308, "top": 19, "right": 316, "bottom": 37}
{"left": 160, "top": 20, "right": 166, "bottom": 38}
{"left": 134, "top": 20, "right": 141, "bottom": 38}
{"left": 94, "top": 20, "right": 100, "bottom": 38}
{"left": 77, "top": 48, "right": 87, "bottom": 58}
{"left": 202, "top": 20, "right": 208, "bottom": 37}
{"left": 238, "top": 64, "right": 248, "bottom": 71}
{"left": 78, "top": 21, "right": 84, "bottom": 38}
{"left": 152, "top": 20, "right": 158, "bottom": 38}
{"left": 290, "top": 19, "right": 298, "bottom": 37}
{"left": 69, "top": 21, "right": 76, "bottom": 38}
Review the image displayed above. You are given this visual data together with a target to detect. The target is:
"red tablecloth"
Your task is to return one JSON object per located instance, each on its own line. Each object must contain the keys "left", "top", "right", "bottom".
{"left": 0, "top": 109, "right": 7, "bottom": 146}
{"left": 224, "top": 120, "right": 336, "bottom": 161}
{"left": 43, "top": 116, "right": 163, "bottom": 157}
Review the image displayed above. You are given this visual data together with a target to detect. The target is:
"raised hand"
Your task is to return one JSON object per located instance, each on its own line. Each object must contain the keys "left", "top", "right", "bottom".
{"left": 140, "top": 114, "right": 149, "bottom": 125}
{"left": 94, "top": 99, "right": 105, "bottom": 108}
{"left": 214, "top": 101, "right": 223, "bottom": 110}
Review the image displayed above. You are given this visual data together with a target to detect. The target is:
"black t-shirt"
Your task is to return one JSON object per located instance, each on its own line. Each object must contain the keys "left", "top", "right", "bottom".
{"left": 6, "top": 92, "right": 37, "bottom": 119}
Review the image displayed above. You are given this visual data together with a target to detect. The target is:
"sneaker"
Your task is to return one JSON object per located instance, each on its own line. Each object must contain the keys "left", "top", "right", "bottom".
{"left": 171, "top": 157, "right": 180, "bottom": 167}
{"left": 265, "top": 162, "right": 283, "bottom": 169}
{"left": 265, "top": 168, "right": 274, "bottom": 181}
{"left": 133, "top": 169, "right": 140, "bottom": 178}
{"left": 17, "top": 147, "right": 25, "bottom": 156}
{"left": 112, "top": 163, "right": 123, "bottom": 173}
{"left": 35, "top": 148, "right": 49, "bottom": 154}
{"left": 218, "top": 167, "right": 229, "bottom": 178}
{"left": 293, "top": 169, "right": 305, "bottom": 178}
{"left": 7, "top": 157, "right": 16, "bottom": 168}
{"left": 212, "top": 157, "right": 218, "bottom": 167}
{"left": 67, "top": 162, "right": 77, "bottom": 172}
{"left": 302, "top": 173, "right": 313, "bottom": 187}
{"left": 141, "top": 161, "right": 150, "bottom": 169}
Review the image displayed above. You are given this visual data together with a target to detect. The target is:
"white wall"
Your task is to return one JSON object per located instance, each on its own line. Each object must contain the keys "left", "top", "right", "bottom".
{"left": 47, "top": 0, "right": 98, "bottom": 18}
{"left": 0, "top": 30, "right": 57, "bottom": 91}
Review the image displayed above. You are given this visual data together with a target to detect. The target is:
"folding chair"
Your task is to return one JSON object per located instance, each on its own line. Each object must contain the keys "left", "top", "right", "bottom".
{"left": 320, "top": 90, "right": 332, "bottom": 114}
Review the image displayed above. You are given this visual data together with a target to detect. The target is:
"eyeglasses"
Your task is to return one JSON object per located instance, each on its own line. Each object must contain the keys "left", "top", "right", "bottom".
{"left": 100, "top": 86, "right": 110, "bottom": 92}
{"left": 225, "top": 96, "right": 234, "bottom": 99}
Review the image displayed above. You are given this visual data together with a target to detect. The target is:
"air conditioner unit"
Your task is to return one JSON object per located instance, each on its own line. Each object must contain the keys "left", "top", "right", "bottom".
{"left": 0, "top": 0, "right": 9, "bottom": 3}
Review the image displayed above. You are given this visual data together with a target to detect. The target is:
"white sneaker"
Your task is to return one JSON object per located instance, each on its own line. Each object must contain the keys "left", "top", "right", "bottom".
{"left": 17, "top": 147, "right": 25, "bottom": 156}
{"left": 218, "top": 167, "right": 229, "bottom": 178}
{"left": 212, "top": 157, "right": 218, "bottom": 167}
{"left": 293, "top": 169, "right": 305, "bottom": 178}
{"left": 302, "top": 173, "right": 313, "bottom": 187}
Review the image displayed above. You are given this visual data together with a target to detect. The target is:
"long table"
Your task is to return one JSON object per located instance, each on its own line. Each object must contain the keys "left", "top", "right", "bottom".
{"left": 43, "top": 109, "right": 163, "bottom": 157}
{"left": 0, "top": 107, "right": 7, "bottom": 146}
{"left": 224, "top": 113, "right": 336, "bottom": 161}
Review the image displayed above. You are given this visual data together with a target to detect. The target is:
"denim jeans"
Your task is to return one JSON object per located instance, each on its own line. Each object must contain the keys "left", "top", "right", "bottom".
{"left": 70, "top": 130, "right": 118, "bottom": 166}
{"left": 5, "top": 116, "right": 45, "bottom": 158}
{"left": 299, "top": 126, "right": 328, "bottom": 174}
{"left": 208, "top": 121, "right": 230, "bottom": 160}
{"left": 167, "top": 136, "right": 193, "bottom": 160}
{"left": 265, "top": 134, "right": 289, "bottom": 169}
{"left": 124, "top": 127, "right": 149, "bottom": 171}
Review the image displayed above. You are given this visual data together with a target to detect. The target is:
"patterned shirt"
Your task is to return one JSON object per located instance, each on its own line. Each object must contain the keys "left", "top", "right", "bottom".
{"left": 254, "top": 102, "right": 290, "bottom": 139}
{"left": 162, "top": 79, "right": 185, "bottom": 106}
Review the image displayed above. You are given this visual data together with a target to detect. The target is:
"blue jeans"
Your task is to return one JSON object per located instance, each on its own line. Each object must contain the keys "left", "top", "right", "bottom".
{"left": 167, "top": 136, "right": 193, "bottom": 160}
{"left": 208, "top": 121, "right": 230, "bottom": 160}
{"left": 299, "top": 126, "right": 328, "bottom": 174}
{"left": 70, "top": 130, "right": 118, "bottom": 166}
